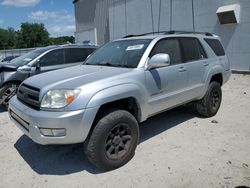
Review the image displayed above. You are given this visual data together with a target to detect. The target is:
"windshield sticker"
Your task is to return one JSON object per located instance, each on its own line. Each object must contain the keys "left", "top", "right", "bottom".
{"left": 126, "top": 44, "right": 144, "bottom": 51}
{"left": 23, "top": 58, "right": 32, "bottom": 61}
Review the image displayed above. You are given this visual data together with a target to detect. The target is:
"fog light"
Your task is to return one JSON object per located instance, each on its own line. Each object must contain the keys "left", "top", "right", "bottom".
{"left": 51, "top": 129, "right": 66, "bottom": 137}
{"left": 40, "top": 128, "right": 53, "bottom": 136}
{"left": 40, "top": 128, "right": 66, "bottom": 137}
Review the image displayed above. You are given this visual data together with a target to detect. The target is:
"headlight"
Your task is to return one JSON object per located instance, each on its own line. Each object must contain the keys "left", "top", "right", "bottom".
{"left": 41, "top": 89, "right": 81, "bottom": 109}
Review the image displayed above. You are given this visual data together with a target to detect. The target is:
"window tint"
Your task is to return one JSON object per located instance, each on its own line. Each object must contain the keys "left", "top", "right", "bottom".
{"left": 150, "top": 39, "right": 182, "bottom": 65}
{"left": 180, "top": 38, "right": 207, "bottom": 62}
{"left": 39, "top": 49, "right": 64, "bottom": 66}
{"left": 204, "top": 39, "right": 225, "bottom": 56}
{"left": 65, "top": 48, "right": 94, "bottom": 64}
{"left": 197, "top": 40, "right": 207, "bottom": 59}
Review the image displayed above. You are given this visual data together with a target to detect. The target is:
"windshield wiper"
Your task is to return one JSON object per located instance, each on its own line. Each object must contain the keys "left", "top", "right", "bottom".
{"left": 86, "top": 61, "right": 131, "bottom": 68}
{"left": 98, "top": 61, "right": 113, "bottom": 67}
{"left": 114, "top": 64, "right": 131, "bottom": 68}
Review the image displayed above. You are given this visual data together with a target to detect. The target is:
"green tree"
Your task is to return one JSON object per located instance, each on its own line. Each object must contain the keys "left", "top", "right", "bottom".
{"left": 50, "top": 36, "right": 75, "bottom": 45}
{"left": 0, "top": 23, "right": 75, "bottom": 50}
{"left": 6, "top": 27, "right": 17, "bottom": 49}
{"left": 0, "top": 28, "right": 8, "bottom": 50}
{"left": 17, "top": 23, "right": 50, "bottom": 48}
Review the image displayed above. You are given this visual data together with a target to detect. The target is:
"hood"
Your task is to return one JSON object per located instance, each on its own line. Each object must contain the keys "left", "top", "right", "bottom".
{"left": 0, "top": 62, "right": 19, "bottom": 72}
{"left": 23, "top": 65, "right": 132, "bottom": 90}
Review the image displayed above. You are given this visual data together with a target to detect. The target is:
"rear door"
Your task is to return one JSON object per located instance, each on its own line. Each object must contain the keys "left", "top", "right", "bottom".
{"left": 145, "top": 38, "right": 188, "bottom": 116}
{"left": 179, "top": 37, "right": 208, "bottom": 100}
{"left": 204, "top": 38, "right": 229, "bottom": 71}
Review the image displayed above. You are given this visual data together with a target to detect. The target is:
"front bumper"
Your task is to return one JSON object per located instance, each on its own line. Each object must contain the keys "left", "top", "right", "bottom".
{"left": 9, "top": 96, "right": 98, "bottom": 145}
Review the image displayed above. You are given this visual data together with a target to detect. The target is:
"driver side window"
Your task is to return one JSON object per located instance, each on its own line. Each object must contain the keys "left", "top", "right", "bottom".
{"left": 39, "top": 49, "right": 64, "bottom": 66}
{"left": 150, "top": 38, "right": 182, "bottom": 65}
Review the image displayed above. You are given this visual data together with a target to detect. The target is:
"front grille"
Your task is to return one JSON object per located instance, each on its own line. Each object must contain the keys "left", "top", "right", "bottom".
{"left": 17, "top": 84, "right": 40, "bottom": 110}
{"left": 10, "top": 110, "right": 29, "bottom": 131}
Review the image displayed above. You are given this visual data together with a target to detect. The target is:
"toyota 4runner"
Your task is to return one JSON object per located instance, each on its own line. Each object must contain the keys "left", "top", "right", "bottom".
{"left": 9, "top": 31, "right": 231, "bottom": 170}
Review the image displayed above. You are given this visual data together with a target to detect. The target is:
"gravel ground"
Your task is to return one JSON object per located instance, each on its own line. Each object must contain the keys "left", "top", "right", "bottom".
{"left": 0, "top": 74, "right": 249, "bottom": 188}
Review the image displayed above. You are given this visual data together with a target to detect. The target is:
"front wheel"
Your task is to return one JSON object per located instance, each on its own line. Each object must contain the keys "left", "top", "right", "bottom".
{"left": 84, "top": 110, "right": 139, "bottom": 171}
{"left": 0, "top": 83, "right": 19, "bottom": 110}
{"left": 195, "top": 81, "right": 222, "bottom": 117}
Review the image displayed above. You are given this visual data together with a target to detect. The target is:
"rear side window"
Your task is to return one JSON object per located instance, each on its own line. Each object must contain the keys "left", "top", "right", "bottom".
{"left": 150, "top": 38, "right": 182, "bottom": 65}
{"left": 180, "top": 38, "right": 207, "bottom": 62}
{"left": 65, "top": 48, "right": 94, "bottom": 64}
{"left": 204, "top": 39, "right": 225, "bottom": 56}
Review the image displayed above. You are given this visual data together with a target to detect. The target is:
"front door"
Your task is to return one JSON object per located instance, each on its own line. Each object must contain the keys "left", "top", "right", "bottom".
{"left": 38, "top": 49, "right": 66, "bottom": 73}
{"left": 145, "top": 38, "right": 188, "bottom": 116}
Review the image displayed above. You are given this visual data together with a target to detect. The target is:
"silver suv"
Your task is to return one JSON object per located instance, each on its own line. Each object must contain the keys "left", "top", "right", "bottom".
{"left": 9, "top": 31, "right": 231, "bottom": 170}
{"left": 0, "top": 45, "right": 97, "bottom": 109}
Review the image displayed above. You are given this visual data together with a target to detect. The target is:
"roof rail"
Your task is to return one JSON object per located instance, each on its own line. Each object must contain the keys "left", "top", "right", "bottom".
{"left": 166, "top": 30, "right": 213, "bottom": 36}
{"left": 123, "top": 30, "right": 213, "bottom": 38}
{"left": 123, "top": 31, "right": 168, "bottom": 38}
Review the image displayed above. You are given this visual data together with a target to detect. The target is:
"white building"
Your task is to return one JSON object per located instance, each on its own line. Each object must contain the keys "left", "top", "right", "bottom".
{"left": 73, "top": 0, "right": 250, "bottom": 71}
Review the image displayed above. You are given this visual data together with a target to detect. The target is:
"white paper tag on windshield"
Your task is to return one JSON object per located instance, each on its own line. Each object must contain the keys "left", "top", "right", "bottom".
{"left": 23, "top": 58, "right": 32, "bottom": 61}
{"left": 126, "top": 44, "right": 144, "bottom": 51}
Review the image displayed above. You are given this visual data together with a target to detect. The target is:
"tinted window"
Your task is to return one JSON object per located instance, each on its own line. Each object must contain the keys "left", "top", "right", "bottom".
{"left": 65, "top": 48, "right": 94, "bottom": 64}
{"left": 204, "top": 39, "right": 225, "bottom": 56}
{"left": 150, "top": 38, "right": 182, "bottom": 65}
{"left": 39, "top": 49, "right": 64, "bottom": 66}
{"left": 197, "top": 40, "right": 207, "bottom": 59}
{"left": 180, "top": 38, "right": 207, "bottom": 62}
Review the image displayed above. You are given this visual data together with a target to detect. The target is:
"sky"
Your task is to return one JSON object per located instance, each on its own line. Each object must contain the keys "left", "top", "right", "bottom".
{"left": 0, "top": 0, "right": 75, "bottom": 37}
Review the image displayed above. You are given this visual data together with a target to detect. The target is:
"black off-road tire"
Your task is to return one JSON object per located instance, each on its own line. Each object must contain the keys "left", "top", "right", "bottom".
{"left": 195, "top": 81, "right": 222, "bottom": 117}
{"left": 0, "top": 83, "right": 18, "bottom": 110}
{"left": 84, "top": 110, "right": 139, "bottom": 171}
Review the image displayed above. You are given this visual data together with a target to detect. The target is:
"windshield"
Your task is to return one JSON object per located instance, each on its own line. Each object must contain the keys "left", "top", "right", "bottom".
{"left": 9, "top": 48, "right": 50, "bottom": 66}
{"left": 84, "top": 39, "right": 152, "bottom": 68}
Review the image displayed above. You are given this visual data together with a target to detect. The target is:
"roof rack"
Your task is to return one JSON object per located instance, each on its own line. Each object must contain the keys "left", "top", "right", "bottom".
{"left": 123, "top": 30, "right": 213, "bottom": 38}
{"left": 167, "top": 30, "right": 213, "bottom": 36}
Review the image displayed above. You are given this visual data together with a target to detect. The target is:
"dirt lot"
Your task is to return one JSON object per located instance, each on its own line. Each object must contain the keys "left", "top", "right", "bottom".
{"left": 0, "top": 74, "right": 249, "bottom": 188}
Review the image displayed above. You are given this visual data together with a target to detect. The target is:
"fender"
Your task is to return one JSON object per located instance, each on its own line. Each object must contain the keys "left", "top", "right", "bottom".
{"left": 86, "top": 83, "right": 147, "bottom": 122}
{"left": 1, "top": 71, "right": 29, "bottom": 87}
{"left": 203, "top": 64, "right": 224, "bottom": 96}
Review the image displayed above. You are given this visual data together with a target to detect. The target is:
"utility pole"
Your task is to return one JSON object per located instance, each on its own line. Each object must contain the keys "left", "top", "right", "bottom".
{"left": 170, "top": 0, "right": 172, "bottom": 30}
{"left": 192, "top": 0, "right": 195, "bottom": 32}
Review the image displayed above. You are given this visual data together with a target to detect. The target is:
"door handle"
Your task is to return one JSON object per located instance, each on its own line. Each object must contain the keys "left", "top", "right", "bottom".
{"left": 203, "top": 62, "right": 209, "bottom": 66}
{"left": 178, "top": 67, "right": 186, "bottom": 72}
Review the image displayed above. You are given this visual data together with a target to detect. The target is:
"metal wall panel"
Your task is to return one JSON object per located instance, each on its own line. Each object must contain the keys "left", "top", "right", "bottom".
{"left": 74, "top": 0, "right": 250, "bottom": 70}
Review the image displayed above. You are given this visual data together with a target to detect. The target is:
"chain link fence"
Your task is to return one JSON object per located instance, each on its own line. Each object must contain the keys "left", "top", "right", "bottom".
{"left": 0, "top": 48, "right": 36, "bottom": 60}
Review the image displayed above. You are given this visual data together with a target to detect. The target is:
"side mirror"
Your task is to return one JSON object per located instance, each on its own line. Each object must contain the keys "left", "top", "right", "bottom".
{"left": 17, "top": 65, "right": 31, "bottom": 72}
{"left": 35, "top": 59, "right": 41, "bottom": 70}
{"left": 147, "top": 53, "right": 170, "bottom": 70}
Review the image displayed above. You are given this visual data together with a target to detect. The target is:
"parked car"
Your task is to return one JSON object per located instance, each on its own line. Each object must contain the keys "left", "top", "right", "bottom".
{"left": 0, "top": 44, "right": 97, "bottom": 108}
{"left": 1, "top": 55, "right": 19, "bottom": 63}
{"left": 9, "top": 31, "right": 231, "bottom": 170}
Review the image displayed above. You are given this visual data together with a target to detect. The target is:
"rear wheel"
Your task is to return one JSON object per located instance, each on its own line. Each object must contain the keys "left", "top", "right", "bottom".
{"left": 84, "top": 109, "right": 139, "bottom": 170}
{"left": 195, "top": 81, "right": 222, "bottom": 117}
{"left": 0, "top": 83, "right": 19, "bottom": 110}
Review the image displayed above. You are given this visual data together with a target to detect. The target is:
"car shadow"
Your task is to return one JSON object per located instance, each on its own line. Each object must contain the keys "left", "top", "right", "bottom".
{"left": 14, "top": 106, "right": 196, "bottom": 175}
{"left": 139, "top": 106, "right": 196, "bottom": 143}
{"left": 0, "top": 107, "right": 6, "bottom": 113}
